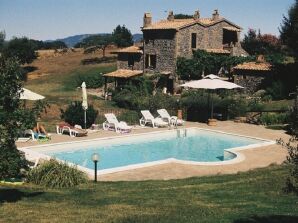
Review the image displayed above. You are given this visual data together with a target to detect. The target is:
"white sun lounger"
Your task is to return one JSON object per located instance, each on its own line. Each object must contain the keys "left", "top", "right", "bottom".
{"left": 23, "top": 129, "right": 48, "bottom": 141}
{"left": 56, "top": 123, "right": 87, "bottom": 137}
{"left": 157, "top": 109, "right": 184, "bottom": 126}
{"left": 103, "top": 113, "right": 132, "bottom": 133}
{"left": 140, "top": 110, "right": 168, "bottom": 128}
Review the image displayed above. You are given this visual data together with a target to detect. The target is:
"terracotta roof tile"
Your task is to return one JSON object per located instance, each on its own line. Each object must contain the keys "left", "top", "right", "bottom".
{"left": 113, "top": 46, "right": 143, "bottom": 54}
{"left": 142, "top": 17, "right": 240, "bottom": 30}
{"left": 233, "top": 62, "right": 272, "bottom": 71}
{"left": 103, "top": 69, "right": 143, "bottom": 78}
{"left": 223, "top": 26, "right": 241, "bottom": 32}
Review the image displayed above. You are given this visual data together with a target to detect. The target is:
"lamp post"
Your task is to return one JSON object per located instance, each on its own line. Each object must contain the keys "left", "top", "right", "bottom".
{"left": 92, "top": 153, "right": 99, "bottom": 182}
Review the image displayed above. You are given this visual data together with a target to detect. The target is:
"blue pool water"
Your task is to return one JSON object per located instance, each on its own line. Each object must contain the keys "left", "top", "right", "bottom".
{"left": 44, "top": 129, "right": 265, "bottom": 171}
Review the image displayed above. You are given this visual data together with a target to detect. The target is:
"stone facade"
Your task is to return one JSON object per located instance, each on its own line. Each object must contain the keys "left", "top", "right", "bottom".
{"left": 114, "top": 9, "right": 247, "bottom": 83}
{"left": 234, "top": 71, "right": 269, "bottom": 94}
{"left": 143, "top": 30, "right": 176, "bottom": 74}
{"left": 117, "top": 53, "right": 143, "bottom": 71}
{"left": 140, "top": 10, "right": 246, "bottom": 78}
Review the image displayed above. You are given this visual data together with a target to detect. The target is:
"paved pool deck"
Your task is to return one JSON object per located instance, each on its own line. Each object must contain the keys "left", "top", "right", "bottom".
{"left": 17, "top": 121, "right": 290, "bottom": 181}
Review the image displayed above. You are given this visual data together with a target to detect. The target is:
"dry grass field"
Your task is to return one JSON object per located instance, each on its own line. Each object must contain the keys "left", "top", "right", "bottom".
{"left": 28, "top": 47, "right": 117, "bottom": 80}
{"left": 24, "top": 47, "right": 118, "bottom": 131}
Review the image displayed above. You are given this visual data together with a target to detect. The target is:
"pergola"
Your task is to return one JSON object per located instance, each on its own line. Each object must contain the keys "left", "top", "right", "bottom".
{"left": 103, "top": 69, "right": 143, "bottom": 94}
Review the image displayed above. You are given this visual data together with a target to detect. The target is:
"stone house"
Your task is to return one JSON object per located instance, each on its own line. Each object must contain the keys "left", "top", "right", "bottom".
{"left": 104, "top": 9, "right": 247, "bottom": 93}
{"left": 233, "top": 55, "right": 272, "bottom": 94}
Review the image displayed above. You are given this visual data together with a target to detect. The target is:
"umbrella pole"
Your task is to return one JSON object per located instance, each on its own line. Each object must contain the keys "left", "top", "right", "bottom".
{"left": 84, "top": 109, "right": 86, "bottom": 130}
{"left": 211, "top": 93, "right": 214, "bottom": 119}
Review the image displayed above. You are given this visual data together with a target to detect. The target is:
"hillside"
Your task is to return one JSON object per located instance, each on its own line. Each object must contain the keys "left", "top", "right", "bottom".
{"left": 24, "top": 47, "right": 118, "bottom": 130}
{"left": 46, "top": 33, "right": 143, "bottom": 47}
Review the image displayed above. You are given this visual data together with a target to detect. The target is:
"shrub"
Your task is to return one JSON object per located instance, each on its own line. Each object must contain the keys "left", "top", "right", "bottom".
{"left": 227, "top": 97, "right": 247, "bottom": 118}
{"left": 27, "top": 159, "right": 87, "bottom": 188}
{"left": 60, "top": 101, "right": 98, "bottom": 128}
{"left": 277, "top": 90, "right": 298, "bottom": 194}
{"left": 259, "top": 112, "right": 288, "bottom": 125}
{"left": 118, "top": 110, "right": 140, "bottom": 125}
{"left": 148, "top": 92, "right": 177, "bottom": 113}
{"left": 265, "top": 81, "right": 287, "bottom": 100}
{"left": 76, "top": 72, "right": 105, "bottom": 88}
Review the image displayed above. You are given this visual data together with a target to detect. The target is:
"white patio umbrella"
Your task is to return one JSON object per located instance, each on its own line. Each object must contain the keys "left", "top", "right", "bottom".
{"left": 180, "top": 74, "right": 244, "bottom": 119}
{"left": 81, "top": 82, "right": 88, "bottom": 129}
{"left": 20, "top": 88, "right": 45, "bottom": 100}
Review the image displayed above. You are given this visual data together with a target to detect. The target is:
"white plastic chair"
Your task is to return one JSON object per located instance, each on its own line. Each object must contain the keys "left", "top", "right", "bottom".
{"left": 157, "top": 109, "right": 184, "bottom": 126}
{"left": 103, "top": 113, "right": 132, "bottom": 133}
{"left": 139, "top": 110, "right": 168, "bottom": 128}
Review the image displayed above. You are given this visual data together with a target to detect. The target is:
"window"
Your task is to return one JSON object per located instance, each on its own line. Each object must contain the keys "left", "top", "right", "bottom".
{"left": 223, "top": 29, "right": 238, "bottom": 45}
{"left": 191, "top": 33, "right": 197, "bottom": 49}
{"left": 128, "top": 55, "right": 134, "bottom": 67}
{"left": 145, "top": 54, "right": 156, "bottom": 69}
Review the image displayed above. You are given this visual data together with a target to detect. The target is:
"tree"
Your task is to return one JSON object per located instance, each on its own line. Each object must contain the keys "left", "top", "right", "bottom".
{"left": 0, "top": 31, "right": 5, "bottom": 51}
{"left": 280, "top": 0, "right": 298, "bottom": 59}
{"left": 278, "top": 89, "right": 298, "bottom": 194}
{"left": 241, "top": 29, "right": 282, "bottom": 55}
{"left": 2, "top": 37, "right": 37, "bottom": 64}
{"left": 76, "top": 34, "right": 113, "bottom": 57}
{"left": 174, "top": 14, "right": 193, "bottom": 19}
{"left": 42, "top": 40, "right": 67, "bottom": 49}
{"left": 112, "top": 25, "right": 133, "bottom": 47}
{"left": 177, "top": 50, "right": 253, "bottom": 80}
{"left": 0, "top": 56, "right": 27, "bottom": 179}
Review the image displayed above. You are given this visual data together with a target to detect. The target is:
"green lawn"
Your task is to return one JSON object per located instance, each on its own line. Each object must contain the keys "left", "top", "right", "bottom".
{"left": 262, "top": 99, "right": 294, "bottom": 111}
{"left": 24, "top": 63, "right": 118, "bottom": 131}
{"left": 1, "top": 165, "right": 297, "bottom": 223}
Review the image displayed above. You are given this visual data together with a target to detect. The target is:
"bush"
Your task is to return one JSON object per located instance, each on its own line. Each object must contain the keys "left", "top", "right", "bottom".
{"left": 27, "top": 159, "right": 87, "bottom": 188}
{"left": 180, "top": 91, "right": 248, "bottom": 121}
{"left": 259, "top": 112, "right": 288, "bottom": 125}
{"left": 148, "top": 92, "right": 177, "bottom": 113}
{"left": 277, "top": 90, "right": 298, "bottom": 193}
{"left": 265, "top": 81, "right": 287, "bottom": 100}
{"left": 76, "top": 72, "right": 105, "bottom": 88}
{"left": 227, "top": 97, "right": 247, "bottom": 118}
{"left": 60, "top": 101, "right": 98, "bottom": 128}
{"left": 118, "top": 110, "right": 140, "bottom": 125}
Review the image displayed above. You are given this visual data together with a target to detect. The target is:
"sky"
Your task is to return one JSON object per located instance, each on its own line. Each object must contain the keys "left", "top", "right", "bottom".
{"left": 0, "top": 0, "right": 294, "bottom": 41}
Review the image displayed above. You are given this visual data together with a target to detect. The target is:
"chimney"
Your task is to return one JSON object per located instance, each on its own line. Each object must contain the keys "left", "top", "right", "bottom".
{"left": 167, "top": 11, "right": 174, "bottom": 21}
{"left": 194, "top": 10, "right": 200, "bottom": 19}
{"left": 212, "top": 9, "right": 219, "bottom": 20}
{"left": 143, "top": 13, "right": 152, "bottom": 27}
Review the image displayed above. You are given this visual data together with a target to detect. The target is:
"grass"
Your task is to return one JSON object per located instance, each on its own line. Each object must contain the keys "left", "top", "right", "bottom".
{"left": 262, "top": 99, "right": 294, "bottom": 111}
{"left": 22, "top": 50, "right": 118, "bottom": 131}
{"left": 1, "top": 165, "right": 298, "bottom": 223}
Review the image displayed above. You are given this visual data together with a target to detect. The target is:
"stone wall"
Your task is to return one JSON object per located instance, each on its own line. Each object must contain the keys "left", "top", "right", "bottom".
{"left": 176, "top": 21, "right": 246, "bottom": 57}
{"left": 176, "top": 23, "right": 206, "bottom": 58}
{"left": 234, "top": 70, "right": 270, "bottom": 94}
{"left": 143, "top": 30, "right": 177, "bottom": 76}
{"left": 117, "top": 53, "right": 143, "bottom": 70}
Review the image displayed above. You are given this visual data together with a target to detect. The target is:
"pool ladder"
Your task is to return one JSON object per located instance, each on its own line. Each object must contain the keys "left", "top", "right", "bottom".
{"left": 177, "top": 129, "right": 187, "bottom": 138}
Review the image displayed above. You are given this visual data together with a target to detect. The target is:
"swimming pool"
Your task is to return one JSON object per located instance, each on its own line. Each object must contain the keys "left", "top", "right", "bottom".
{"left": 20, "top": 128, "right": 275, "bottom": 175}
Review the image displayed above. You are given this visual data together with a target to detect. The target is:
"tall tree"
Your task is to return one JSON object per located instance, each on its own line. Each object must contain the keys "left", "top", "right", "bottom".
{"left": 174, "top": 14, "right": 193, "bottom": 19}
{"left": 2, "top": 37, "right": 37, "bottom": 64}
{"left": 0, "top": 31, "right": 5, "bottom": 51}
{"left": 241, "top": 29, "right": 282, "bottom": 55}
{"left": 112, "top": 25, "right": 133, "bottom": 47}
{"left": 77, "top": 34, "right": 113, "bottom": 57}
{"left": 280, "top": 0, "right": 298, "bottom": 59}
{"left": 0, "top": 56, "right": 27, "bottom": 179}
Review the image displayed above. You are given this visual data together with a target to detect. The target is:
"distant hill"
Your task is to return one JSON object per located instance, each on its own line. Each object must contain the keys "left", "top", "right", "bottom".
{"left": 132, "top": 34, "right": 143, "bottom": 42}
{"left": 47, "top": 33, "right": 143, "bottom": 47}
